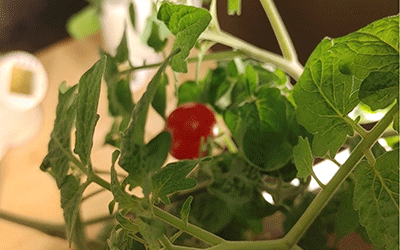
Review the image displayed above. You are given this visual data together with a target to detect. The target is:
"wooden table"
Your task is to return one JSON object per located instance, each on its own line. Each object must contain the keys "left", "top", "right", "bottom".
{"left": 0, "top": 33, "right": 215, "bottom": 249}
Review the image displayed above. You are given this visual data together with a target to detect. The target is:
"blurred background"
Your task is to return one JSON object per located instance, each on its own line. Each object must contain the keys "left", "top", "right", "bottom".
{"left": 0, "top": 0, "right": 398, "bottom": 64}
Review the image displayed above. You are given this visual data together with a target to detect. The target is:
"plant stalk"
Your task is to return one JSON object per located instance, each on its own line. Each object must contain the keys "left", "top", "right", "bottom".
{"left": 259, "top": 0, "right": 298, "bottom": 62}
{"left": 283, "top": 103, "right": 399, "bottom": 247}
{"left": 200, "top": 31, "right": 304, "bottom": 81}
{"left": 0, "top": 209, "right": 66, "bottom": 239}
{"left": 153, "top": 206, "right": 225, "bottom": 246}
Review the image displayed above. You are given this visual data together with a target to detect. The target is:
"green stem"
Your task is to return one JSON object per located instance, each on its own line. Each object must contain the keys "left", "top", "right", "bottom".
{"left": 283, "top": 103, "right": 398, "bottom": 247}
{"left": 160, "top": 235, "right": 173, "bottom": 249}
{"left": 52, "top": 136, "right": 111, "bottom": 191}
{"left": 259, "top": 0, "right": 298, "bottom": 62}
{"left": 153, "top": 206, "right": 225, "bottom": 246}
{"left": 364, "top": 148, "right": 376, "bottom": 167}
{"left": 119, "top": 50, "right": 247, "bottom": 76}
{"left": 0, "top": 209, "right": 66, "bottom": 239}
{"left": 310, "top": 169, "right": 326, "bottom": 189}
{"left": 200, "top": 31, "right": 304, "bottom": 81}
{"left": 344, "top": 116, "right": 368, "bottom": 138}
{"left": 206, "top": 239, "right": 302, "bottom": 250}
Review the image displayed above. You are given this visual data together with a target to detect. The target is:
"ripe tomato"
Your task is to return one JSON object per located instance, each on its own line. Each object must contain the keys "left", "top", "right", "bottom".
{"left": 166, "top": 103, "right": 216, "bottom": 159}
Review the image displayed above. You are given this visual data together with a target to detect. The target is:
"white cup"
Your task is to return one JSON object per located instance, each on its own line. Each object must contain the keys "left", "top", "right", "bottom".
{"left": 0, "top": 51, "right": 47, "bottom": 160}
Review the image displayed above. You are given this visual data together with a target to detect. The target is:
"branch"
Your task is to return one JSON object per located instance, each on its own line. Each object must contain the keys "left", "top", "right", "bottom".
{"left": 259, "top": 0, "right": 298, "bottom": 62}
{"left": 153, "top": 206, "right": 225, "bottom": 246}
{"left": 283, "top": 103, "right": 399, "bottom": 247}
{"left": 0, "top": 209, "right": 66, "bottom": 239}
{"left": 200, "top": 31, "right": 304, "bottom": 81}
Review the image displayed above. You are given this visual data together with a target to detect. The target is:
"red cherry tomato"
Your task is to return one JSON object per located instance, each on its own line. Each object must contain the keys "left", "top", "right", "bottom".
{"left": 166, "top": 103, "right": 216, "bottom": 159}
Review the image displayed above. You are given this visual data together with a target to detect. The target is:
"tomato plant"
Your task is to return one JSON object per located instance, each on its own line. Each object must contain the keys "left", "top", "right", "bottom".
{"left": 1, "top": 1, "right": 397, "bottom": 250}
{"left": 166, "top": 102, "right": 216, "bottom": 159}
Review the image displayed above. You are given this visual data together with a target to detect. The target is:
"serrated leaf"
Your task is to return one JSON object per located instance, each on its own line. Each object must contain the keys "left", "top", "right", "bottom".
{"left": 107, "top": 226, "right": 135, "bottom": 250}
{"left": 60, "top": 175, "right": 90, "bottom": 244}
{"left": 157, "top": 3, "right": 212, "bottom": 72}
{"left": 353, "top": 150, "right": 399, "bottom": 249}
{"left": 227, "top": 0, "right": 241, "bottom": 15}
{"left": 293, "top": 15, "right": 399, "bottom": 158}
{"left": 293, "top": 137, "right": 314, "bottom": 180}
{"left": 180, "top": 196, "right": 193, "bottom": 225}
{"left": 115, "top": 30, "right": 130, "bottom": 63}
{"left": 359, "top": 71, "right": 399, "bottom": 111}
{"left": 115, "top": 212, "right": 140, "bottom": 233}
{"left": 147, "top": 22, "right": 168, "bottom": 52}
{"left": 335, "top": 189, "right": 360, "bottom": 240}
{"left": 144, "top": 132, "right": 171, "bottom": 171}
{"left": 142, "top": 3, "right": 170, "bottom": 53}
{"left": 151, "top": 159, "right": 201, "bottom": 205}
{"left": 101, "top": 50, "right": 135, "bottom": 117}
{"left": 151, "top": 73, "right": 168, "bottom": 119}
{"left": 208, "top": 156, "right": 259, "bottom": 210}
{"left": 110, "top": 150, "right": 140, "bottom": 211}
{"left": 41, "top": 83, "right": 77, "bottom": 188}
{"left": 137, "top": 216, "right": 165, "bottom": 250}
{"left": 178, "top": 81, "right": 201, "bottom": 105}
{"left": 239, "top": 87, "right": 292, "bottom": 171}
{"left": 66, "top": 5, "right": 100, "bottom": 39}
{"left": 129, "top": 2, "right": 136, "bottom": 30}
{"left": 119, "top": 49, "right": 179, "bottom": 182}
{"left": 115, "top": 78, "right": 135, "bottom": 115}
{"left": 190, "top": 194, "right": 233, "bottom": 233}
{"left": 120, "top": 49, "right": 178, "bottom": 147}
{"left": 244, "top": 64, "right": 258, "bottom": 95}
{"left": 74, "top": 56, "right": 107, "bottom": 165}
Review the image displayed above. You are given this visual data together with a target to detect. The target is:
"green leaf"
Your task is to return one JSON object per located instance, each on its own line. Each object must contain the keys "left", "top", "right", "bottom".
{"left": 141, "top": 3, "right": 170, "bottom": 53}
{"left": 353, "top": 150, "right": 399, "bottom": 249}
{"left": 66, "top": 6, "right": 100, "bottom": 39}
{"left": 157, "top": 3, "right": 212, "bottom": 73}
{"left": 180, "top": 196, "right": 193, "bottom": 225}
{"left": 144, "top": 131, "right": 171, "bottom": 174}
{"left": 190, "top": 194, "right": 233, "bottom": 233}
{"left": 74, "top": 56, "right": 107, "bottom": 165}
{"left": 359, "top": 71, "right": 399, "bottom": 111}
{"left": 335, "top": 188, "right": 360, "bottom": 241}
{"left": 208, "top": 155, "right": 260, "bottom": 210}
{"left": 151, "top": 73, "right": 168, "bottom": 119}
{"left": 110, "top": 150, "right": 140, "bottom": 211}
{"left": 107, "top": 226, "right": 135, "bottom": 250}
{"left": 101, "top": 50, "right": 135, "bottom": 117}
{"left": 115, "top": 212, "right": 140, "bottom": 233}
{"left": 137, "top": 216, "right": 165, "bottom": 250}
{"left": 293, "top": 137, "right": 314, "bottom": 180}
{"left": 239, "top": 87, "right": 292, "bottom": 171}
{"left": 129, "top": 2, "right": 136, "bottom": 30}
{"left": 60, "top": 175, "right": 90, "bottom": 244}
{"left": 40, "top": 83, "right": 77, "bottom": 188}
{"left": 227, "top": 0, "right": 241, "bottom": 15}
{"left": 293, "top": 15, "right": 399, "bottom": 158}
{"left": 178, "top": 81, "right": 201, "bottom": 105}
{"left": 147, "top": 22, "right": 168, "bottom": 52}
{"left": 114, "top": 31, "right": 130, "bottom": 63}
{"left": 119, "top": 49, "right": 179, "bottom": 178}
{"left": 151, "top": 159, "right": 201, "bottom": 205}
{"left": 244, "top": 64, "right": 258, "bottom": 96}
